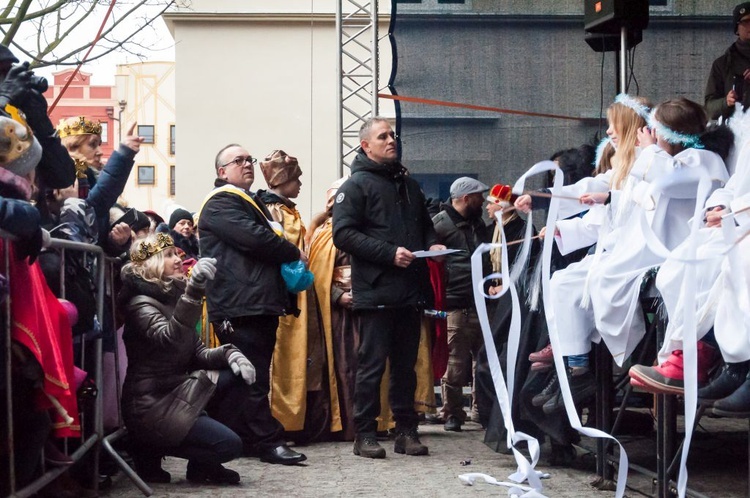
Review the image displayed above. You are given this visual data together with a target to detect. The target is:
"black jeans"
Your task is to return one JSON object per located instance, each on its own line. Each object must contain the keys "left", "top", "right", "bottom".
{"left": 214, "top": 315, "right": 285, "bottom": 452}
{"left": 353, "top": 307, "right": 421, "bottom": 436}
{"left": 168, "top": 413, "right": 242, "bottom": 465}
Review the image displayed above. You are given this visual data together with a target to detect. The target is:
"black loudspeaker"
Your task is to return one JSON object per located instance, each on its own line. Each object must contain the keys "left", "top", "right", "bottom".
{"left": 584, "top": 0, "right": 650, "bottom": 34}
{"left": 584, "top": 29, "right": 643, "bottom": 52}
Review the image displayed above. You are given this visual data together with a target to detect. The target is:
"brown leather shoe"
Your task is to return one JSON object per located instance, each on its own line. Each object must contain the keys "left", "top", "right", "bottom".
{"left": 353, "top": 435, "right": 386, "bottom": 458}
{"left": 394, "top": 428, "right": 428, "bottom": 456}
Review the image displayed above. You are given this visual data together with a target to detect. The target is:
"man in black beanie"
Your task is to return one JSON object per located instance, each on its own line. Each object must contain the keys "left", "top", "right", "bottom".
{"left": 706, "top": 2, "right": 750, "bottom": 119}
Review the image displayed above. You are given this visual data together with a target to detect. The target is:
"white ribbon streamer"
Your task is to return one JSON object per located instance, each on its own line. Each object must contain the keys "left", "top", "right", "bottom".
{"left": 459, "top": 472, "right": 549, "bottom": 497}
{"left": 512, "top": 160, "right": 630, "bottom": 498}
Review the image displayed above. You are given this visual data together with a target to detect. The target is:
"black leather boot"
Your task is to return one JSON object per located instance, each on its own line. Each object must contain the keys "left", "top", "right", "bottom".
{"left": 532, "top": 373, "right": 559, "bottom": 407}
{"left": 712, "top": 373, "right": 750, "bottom": 418}
{"left": 698, "top": 361, "right": 750, "bottom": 406}
{"left": 543, "top": 367, "right": 596, "bottom": 414}
{"left": 131, "top": 452, "right": 170, "bottom": 484}
{"left": 186, "top": 460, "right": 240, "bottom": 484}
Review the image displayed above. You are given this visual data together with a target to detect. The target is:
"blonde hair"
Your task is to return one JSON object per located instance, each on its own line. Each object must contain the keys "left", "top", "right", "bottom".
{"left": 607, "top": 97, "right": 651, "bottom": 189}
{"left": 121, "top": 235, "right": 182, "bottom": 291}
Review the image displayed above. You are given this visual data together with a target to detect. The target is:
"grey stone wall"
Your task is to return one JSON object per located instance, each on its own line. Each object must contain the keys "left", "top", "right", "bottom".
{"left": 391, "top": 6, "right": 737, "bottom": 194}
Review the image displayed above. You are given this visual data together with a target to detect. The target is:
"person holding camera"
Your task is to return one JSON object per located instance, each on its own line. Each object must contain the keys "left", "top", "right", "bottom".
{"left": 705, "top": 3, "right": 750, "bottom": 120}
{"left": 0, "top": 44, "right": 75, "bottom": 193}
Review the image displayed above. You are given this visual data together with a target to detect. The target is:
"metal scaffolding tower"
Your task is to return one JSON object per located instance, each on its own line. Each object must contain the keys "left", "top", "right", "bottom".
{"left": 336, "top": 0, "right": 379, "bottom": 176}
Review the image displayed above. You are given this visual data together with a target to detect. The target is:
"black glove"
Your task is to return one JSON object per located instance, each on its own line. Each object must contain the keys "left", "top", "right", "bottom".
{"left": 22, "top": 90, "right": 53, "bottom": 135}
{"left": 15, "top": 227, "right": 44, "bottom": 264}
{"left": 0, "top": 62, "right": 32, "bottom": 108}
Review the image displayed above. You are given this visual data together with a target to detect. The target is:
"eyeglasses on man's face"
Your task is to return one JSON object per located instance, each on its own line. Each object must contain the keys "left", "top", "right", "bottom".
{"left": 222, "top": 156, "right": 257, "bottom": 168}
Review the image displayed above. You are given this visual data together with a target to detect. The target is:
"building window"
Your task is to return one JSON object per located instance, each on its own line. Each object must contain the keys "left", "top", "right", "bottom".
{"left": 170, "top": 165, "right": 175, "bottom": 196}
{"left": 137, "top": 165, "right": 155, "bottom": 185}
{"left": 100, "top": 122, "right": 108, "bottom": 144}
{"left": 169, "top": 125, "right": 176, "bottom": 155}
{"left": 138, "top": 125, "right": 155, "bottom": 144}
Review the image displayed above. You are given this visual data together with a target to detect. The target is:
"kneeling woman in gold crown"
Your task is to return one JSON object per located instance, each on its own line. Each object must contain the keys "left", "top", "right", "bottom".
{"left": 119, "top": 233, "right": 260, "bottom": 485}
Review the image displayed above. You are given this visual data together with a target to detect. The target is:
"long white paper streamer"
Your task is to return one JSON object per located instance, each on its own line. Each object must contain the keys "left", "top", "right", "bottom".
{"left": 512, "top": 160, "right": 630, "bottom": 498}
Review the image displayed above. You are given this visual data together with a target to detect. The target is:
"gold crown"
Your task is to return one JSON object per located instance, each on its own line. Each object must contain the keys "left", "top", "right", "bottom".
{"left": 56, "top": 116, "right": 102, "bottom": 139}
{"left": 131, "top": 233, "right": 175, "bottom": 264}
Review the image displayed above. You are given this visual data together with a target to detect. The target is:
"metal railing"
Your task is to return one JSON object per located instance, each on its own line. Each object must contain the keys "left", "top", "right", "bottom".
{"left": 3, "top": 235, "right": 105, "bottom": 498}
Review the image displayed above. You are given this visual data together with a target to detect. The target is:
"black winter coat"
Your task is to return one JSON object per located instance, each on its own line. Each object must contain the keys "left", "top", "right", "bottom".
{"left": 198, "top": 179, "right": 300, "bottom": 320}
{"left": 332, "top": 150, "right": 438, "bottom": 309}
{"left": 705, "top": 42, "right": 750, "bottom": 120}
{"left": 432, "top": 203, "right": 492, "bottom": 309}
{"left": 119, "top": 275, "right": 235, "bottom": 447}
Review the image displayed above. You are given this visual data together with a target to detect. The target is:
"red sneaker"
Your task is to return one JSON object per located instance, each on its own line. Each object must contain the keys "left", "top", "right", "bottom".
{"left": 529, "top": 343, "right": 553, "bottom": 363}
{"left": 628, "top": 342, "right": 716, "bottom": 395}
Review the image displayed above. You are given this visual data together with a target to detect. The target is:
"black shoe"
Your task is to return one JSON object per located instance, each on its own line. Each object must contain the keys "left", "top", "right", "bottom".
{"left": 444, "top": 416, "right": 462, "bottom": 432}
{"left": 698, "top": 362, "right": 750, "bottom": 406}
{"left": 353, "top": 435, "right": 386, "bottom": 458}
{"left": 186, "top": 461, "right": 240, "bottom": 485}
{"left": 532, "top": 373, "right": 559, "bottom": 407}
{"left": 259, "top": 444, "right": 307, "bottom": 465}
{"left": 713, "top": 375, "right": 750, "bottom": 418}
{"left": 543, "top": 368, "right": 596, "bottom": 414}
{"left": 132, "top": 452, "right": 170, "bottom": 484}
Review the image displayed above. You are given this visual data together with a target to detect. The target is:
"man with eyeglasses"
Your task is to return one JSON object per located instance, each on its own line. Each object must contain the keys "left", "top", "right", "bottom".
{"left": 333, "top": 117, "right": 446, "bottom": 459}
{"left": 198, "top": 143, "right": 307, "bottom": 465}
{"left": 705, "top": 2, "right": 750, "bottom": 119}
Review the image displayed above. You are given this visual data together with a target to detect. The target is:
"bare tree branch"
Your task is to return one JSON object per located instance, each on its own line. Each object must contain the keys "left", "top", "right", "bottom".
{"left": 1, "top": 0, "right": 177, "bottom": 69}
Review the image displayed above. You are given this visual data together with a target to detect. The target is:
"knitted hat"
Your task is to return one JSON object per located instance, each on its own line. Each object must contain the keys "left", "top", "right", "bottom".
{"left": 735, "top": 2, "right": 750, "bottom": 33}
{"left": 486, "top": 184, "right": 517, "bottom": 206}
{"left": 259, "top": 150, "right": 302, "bottom": 188}
{"left": 169, "top": 208, "right": 193, "bottom": 229}
{"left": 0, "top": 115, "right": 42, "bottom": 177}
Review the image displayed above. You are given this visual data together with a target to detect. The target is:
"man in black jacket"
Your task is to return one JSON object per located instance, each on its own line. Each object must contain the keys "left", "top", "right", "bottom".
{"left": 705, "top": 2, "right": 750, "bottom": 119}
{"left": 333, "top": 117, "right": 445, "bottom": 459}
{"left": 432, "top": 177, "right": 491, "bottom": 433}
{"left": 198, "top": 143, "right": 306, "bottom": 465}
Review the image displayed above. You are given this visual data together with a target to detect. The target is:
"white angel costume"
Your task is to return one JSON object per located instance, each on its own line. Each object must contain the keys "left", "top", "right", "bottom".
{"left": 551, "top": 144, "right": 728, "bottom": 366}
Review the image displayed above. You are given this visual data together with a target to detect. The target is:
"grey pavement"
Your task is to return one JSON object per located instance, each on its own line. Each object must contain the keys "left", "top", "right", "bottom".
{"left": 103, "top": 422, "right": 608, "bottom": 498}
{"left": 102, "top": 412, "right": 750, "bottom": 498}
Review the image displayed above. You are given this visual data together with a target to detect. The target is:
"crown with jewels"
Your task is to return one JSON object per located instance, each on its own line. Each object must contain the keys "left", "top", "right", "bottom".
{"left": 56, "top": 116, "right": 102, "bottom": 139}
{"left": 487, "top": 184, "right": 516, "bottom": 205}
{"left": 131, "top": 233, "right": 175, "bottom": 264}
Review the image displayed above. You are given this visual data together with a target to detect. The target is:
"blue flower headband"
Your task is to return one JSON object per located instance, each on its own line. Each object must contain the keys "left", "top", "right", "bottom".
{"left": 615, "top": 93, "right": 651, "bottom": 121}
{"left": 647, "top": 109, "right": 704, "bottom": 149}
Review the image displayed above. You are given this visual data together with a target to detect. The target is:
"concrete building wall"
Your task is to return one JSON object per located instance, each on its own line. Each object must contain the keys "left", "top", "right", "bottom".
{"left": 164, "top": 0, "right": 393, "bottom": 221}
{"left": 392, "top": 4, "right": 736, "bottom": 194}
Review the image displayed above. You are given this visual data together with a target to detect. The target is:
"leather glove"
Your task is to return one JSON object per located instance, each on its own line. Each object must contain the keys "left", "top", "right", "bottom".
{"left": 226, "top": 348, "right": 256, "bottom": 385}
{"left": 22, "top": 90, "right": 53, "bottom": 135}
{"left": 188, "top": 257, "right": 217, "bottom": 289}
{"left": 15, "top": 227, "right": 44, "bottom": 264}
{"left": 0, "top": 62, "right": 32, "bottom": 108}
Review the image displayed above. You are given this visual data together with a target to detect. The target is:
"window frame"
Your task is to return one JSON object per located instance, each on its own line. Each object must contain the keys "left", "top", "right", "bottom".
{"left": 137, "top": 125, "right": 155, "bottom": 144}
{"left": 137, "top": 165, "right": 156, "bottom": 185}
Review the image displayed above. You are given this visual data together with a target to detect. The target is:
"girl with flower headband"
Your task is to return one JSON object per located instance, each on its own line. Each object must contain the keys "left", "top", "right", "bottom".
{"left": 119, "top": 234, "right": 261, "bottom": 485}
{"left": 541, "top": 98, "right": 730, "bottom": 415}
{"left": 515, "top": 94, "right": 651, "bottom": 221}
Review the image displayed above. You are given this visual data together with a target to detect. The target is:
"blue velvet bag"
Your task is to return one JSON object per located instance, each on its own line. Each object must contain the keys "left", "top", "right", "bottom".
{"left": 280, "top": 260, "right": 314, "bottom": 293}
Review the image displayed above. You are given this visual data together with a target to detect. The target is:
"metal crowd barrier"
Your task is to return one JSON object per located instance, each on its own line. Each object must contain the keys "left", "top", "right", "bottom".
{"left": 3, "top": 235, "right": 105, "bottom": 498}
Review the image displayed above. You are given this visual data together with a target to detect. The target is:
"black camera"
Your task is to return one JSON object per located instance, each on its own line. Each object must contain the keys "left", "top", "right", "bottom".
{"left": 28, "top": 74, "right": 48, "bottom": 93}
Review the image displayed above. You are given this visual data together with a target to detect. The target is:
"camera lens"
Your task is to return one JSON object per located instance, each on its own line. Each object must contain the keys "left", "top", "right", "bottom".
{"left": 29, "top": 75, "right": 48, "bottom": 93}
